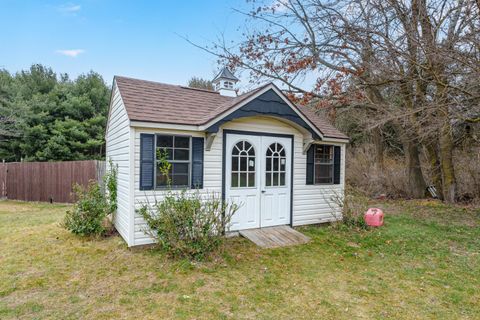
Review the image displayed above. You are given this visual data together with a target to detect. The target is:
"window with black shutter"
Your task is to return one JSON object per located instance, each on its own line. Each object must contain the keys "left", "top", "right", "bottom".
{"left": 306, "top": 144, "right": 342, "bottom": 185}
{"left": 155, "top": 135, "right": 191, "bottom": 188}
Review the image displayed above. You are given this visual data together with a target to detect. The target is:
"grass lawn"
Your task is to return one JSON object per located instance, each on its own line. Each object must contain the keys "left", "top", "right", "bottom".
{"left": 0, "top": 200, "right": 479, "bottom": 319}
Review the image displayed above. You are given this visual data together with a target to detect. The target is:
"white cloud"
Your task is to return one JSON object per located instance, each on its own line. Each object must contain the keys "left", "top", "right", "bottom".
{"left": 58, "top": 3, "right": 81, "bottom": 13}
{"left": 56, "top": 49, "right": 85, "bottom": 58}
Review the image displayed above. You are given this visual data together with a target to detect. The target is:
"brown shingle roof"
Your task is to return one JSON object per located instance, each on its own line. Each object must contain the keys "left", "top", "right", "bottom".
{"left": 114, "top": 76, "right": 348, "bottom": 140}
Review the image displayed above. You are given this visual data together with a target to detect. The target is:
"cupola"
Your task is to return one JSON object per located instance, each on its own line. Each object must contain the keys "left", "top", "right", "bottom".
{"left": 212, "top": 67, "right": 239, "bottom": 97}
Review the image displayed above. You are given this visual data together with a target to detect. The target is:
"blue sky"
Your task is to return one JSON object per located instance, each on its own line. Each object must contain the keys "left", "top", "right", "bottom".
{"left": 0, "top": 0, "right": 252, "bottom": 87}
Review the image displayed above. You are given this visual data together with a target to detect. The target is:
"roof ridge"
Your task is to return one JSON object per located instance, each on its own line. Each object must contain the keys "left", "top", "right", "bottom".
{"left": 179, "top": 85, "right": 222, "bottom": 95}
{"left": 114, "top": 75, "right": 183, "bottom": 89}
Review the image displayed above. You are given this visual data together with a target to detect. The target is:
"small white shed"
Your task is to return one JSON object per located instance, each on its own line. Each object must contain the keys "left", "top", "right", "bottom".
{"left": 106, "top": 69, "right": 349, "bottom": 247}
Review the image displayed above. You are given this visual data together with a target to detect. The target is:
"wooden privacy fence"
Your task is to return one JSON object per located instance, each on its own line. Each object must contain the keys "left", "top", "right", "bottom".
{"left": 0, "top": 160, "right": 105, "bottom": 203}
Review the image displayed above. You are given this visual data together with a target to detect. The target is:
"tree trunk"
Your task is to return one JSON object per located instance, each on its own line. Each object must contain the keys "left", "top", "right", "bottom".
{"left": 405, "top": 140, "right": 427, "bottom": 198}
{"left": 425, "top": 142, "right": 444, "bottom": 200}
{"left": 439, "top": 122, "right": 456, "bottom": 203}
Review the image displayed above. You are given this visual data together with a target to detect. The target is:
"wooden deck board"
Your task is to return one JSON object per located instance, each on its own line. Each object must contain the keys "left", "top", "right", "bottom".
{"left": 239, "top": 226, "right": 310, "bottom": 248}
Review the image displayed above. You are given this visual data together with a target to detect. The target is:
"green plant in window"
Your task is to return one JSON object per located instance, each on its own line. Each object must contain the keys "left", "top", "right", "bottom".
{"left": 156, "top": 148, "right": 172, "bottom": 187}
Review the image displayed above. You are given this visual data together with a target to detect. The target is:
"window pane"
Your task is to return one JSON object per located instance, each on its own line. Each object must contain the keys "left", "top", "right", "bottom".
{"left": 156, "top": 147, "right": 173, "bottom": 160}
{"left": 315, "top": 164, "right": 333, "bottom": 184}
{"left": 280, "top": 172, "right": 285, "bottom": 186}
{"left": 266, "top": 148, "right": 272, "bottom": 156}
{"left": 173, "top": 163, "right": 188, "bottom": 175}
{"left": 273, "top": 157, "right": 279, "bottom": 171}
{"left": 232, "top": 145, "right": 240, "bottom": 155}
{"left": 232, "top": 156, "right": 239, "bottom": 171}
{"left": 173, "top": 174, "right": 188, "bottom": 186}
{"left": 248, "top": 158, "right": 255, "bottom": 169}
{"left": 157, "top": 135, "right": 173, "bottom": 148}
{"left": 315, "top": 145, "right": 333, "bottom": 164}
{"left": 266, "top": 157, "right": 272, "bottom": 171}
{"left": 174, "top": 149, "right": 189, "bottom": 161}
{"left": 266, "top": 173, "right": 272, "bottom": 186}
{"left": 248, "top": 173, "right": 255, "bottom": 187}
{"left": 280, "top": 158, "right": 286, "bottom": 171}
{"left": 240, "top": 156, "right": 247, "bottom": 171}
{"left": 231, "top": 173, "right": 238, "bottom": 187}
{"left": 279, "top": 148, "right": 285, "bottom": 157}
{"left": 273, "top": 173, "right": 279, "bottom": 186}
{"left": 156, "top": 162, "right": 172, "bottom": 187}
{"left": 175, "top": 136, "right": 189, "bottom": 148}
{"left": 239, "top": 173, "right": 247, "bottom": 187}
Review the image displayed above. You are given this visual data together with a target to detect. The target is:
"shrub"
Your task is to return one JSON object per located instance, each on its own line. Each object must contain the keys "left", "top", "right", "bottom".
{"left": 104, "top": 159, "right": 118, "bottom": 217}
{"left": 328, "top": 185, "right": 369, "bottom": 229}
{"left": 137, "top": 190, "right": 238, "bottom": 260}
{"left": 64, "top": 181, "right": 109, "bottom": 236}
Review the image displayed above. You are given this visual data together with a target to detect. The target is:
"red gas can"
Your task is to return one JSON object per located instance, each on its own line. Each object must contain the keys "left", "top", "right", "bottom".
{"left": 364, "top": 208, "right": 384, "bottom": 227}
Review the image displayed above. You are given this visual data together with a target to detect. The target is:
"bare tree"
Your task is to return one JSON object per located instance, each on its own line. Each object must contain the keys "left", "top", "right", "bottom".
{"left": 192, "top": 0, "right": 480, "bottom": 202}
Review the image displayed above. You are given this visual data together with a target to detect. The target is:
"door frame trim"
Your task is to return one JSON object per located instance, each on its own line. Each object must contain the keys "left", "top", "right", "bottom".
{"left": 222, "top": 129, "right": 294, "bottom": 227}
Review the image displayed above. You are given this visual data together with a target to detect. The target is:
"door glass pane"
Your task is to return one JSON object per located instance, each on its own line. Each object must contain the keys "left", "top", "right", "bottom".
{"left": 231, "top": 173, "right": 238, "bottom": 187}
{"left": 248, "top": 173, "right": 255, "bottom": 187}
{"left": 280, "top": 172, "right": 285, "bottom": 185}
{"left": 239, "top": 173, "right": 247, "bottom": 187}
{"left": 232, "top": 156, "right": 239, "bottom": 171}
{"left": 232, "top": 145, "right": 240, "bottom": 155}
{"left": 266, "top": 157, "right": 272, "bottom": 171}
{"left": 240, "top": 156, "right": 247, "bottom": 171}
{"left": 266, "top": 173, "right": 272, "bottom": 187}
{"left": 273, "top": 173, "right": 279, "bottom": 186}
{"left": 273, "top": 157, "right": 279, "bottom": 171}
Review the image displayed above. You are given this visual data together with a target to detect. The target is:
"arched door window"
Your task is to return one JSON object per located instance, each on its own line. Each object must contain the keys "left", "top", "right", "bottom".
{"left": 231, "top": 141, "right": 255, "bottom": 187}
{"left": 266, "top": 143, "right": 286, "bottom": 187}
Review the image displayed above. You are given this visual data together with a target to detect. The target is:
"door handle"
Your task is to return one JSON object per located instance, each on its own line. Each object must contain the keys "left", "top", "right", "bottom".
{"left": 261, "top": 190, "right": 266, "bottom": 193}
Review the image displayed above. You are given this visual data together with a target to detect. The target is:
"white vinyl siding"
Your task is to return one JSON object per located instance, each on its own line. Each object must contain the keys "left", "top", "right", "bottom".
{"left": 105, "top": 83, "right": 132, "bottom": 246}
{"left": 132, "top": 116, "right": 345, "bottom": 246}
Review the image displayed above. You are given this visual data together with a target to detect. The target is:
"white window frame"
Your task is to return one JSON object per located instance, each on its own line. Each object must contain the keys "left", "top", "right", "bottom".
{"left": 314, "top": 144, "right": 334, "bottom": 185}
{"left": 154, "top": 134, "right": 192, "bottom": 189}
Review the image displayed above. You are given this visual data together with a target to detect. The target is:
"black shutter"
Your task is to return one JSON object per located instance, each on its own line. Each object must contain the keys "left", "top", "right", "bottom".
{"left": 140, "top": 134, "right": 155, "bottom": 190}
{"left": 306, "top": 144, "right": 315, "bottom": 185}
{"left": 333, "top": 146, "right": 341, "bottom": 184}
{"left": 191, "top": 137, "right": 204, "bottom": 189}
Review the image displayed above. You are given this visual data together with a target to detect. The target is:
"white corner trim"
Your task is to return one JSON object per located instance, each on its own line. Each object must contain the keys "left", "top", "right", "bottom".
{"left": 128, "top": 126, "right": 136, "bottom": 247}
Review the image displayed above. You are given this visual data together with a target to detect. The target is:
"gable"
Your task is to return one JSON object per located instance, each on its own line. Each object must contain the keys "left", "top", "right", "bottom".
{"left": 205, "top": 89, "right": 320, "bottom": 139}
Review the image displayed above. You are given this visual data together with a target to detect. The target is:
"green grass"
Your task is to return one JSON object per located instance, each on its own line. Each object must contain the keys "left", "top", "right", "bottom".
{"left": 0, "top": 199, "right": 479, "bottom": 319}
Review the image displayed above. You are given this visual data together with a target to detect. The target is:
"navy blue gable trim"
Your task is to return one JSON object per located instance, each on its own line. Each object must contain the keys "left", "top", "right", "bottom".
{"left": 140, "top": 134, "right": 155, "bottom": 190}
{"left": 191, "top": 137, "right": 204, "bottom": 189}
{"left": 206, "top": 89, "right": 320, "bottom": 139}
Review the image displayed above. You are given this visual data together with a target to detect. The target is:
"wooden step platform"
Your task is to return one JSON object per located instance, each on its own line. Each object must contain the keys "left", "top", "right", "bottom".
{"left": 239, "top": 225, "right": 310, "bottom": 248}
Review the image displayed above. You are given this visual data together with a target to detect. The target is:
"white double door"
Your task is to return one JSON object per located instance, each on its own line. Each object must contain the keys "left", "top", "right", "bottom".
{"left": 226, "top": 133, "right": 291, "bottom": 231}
